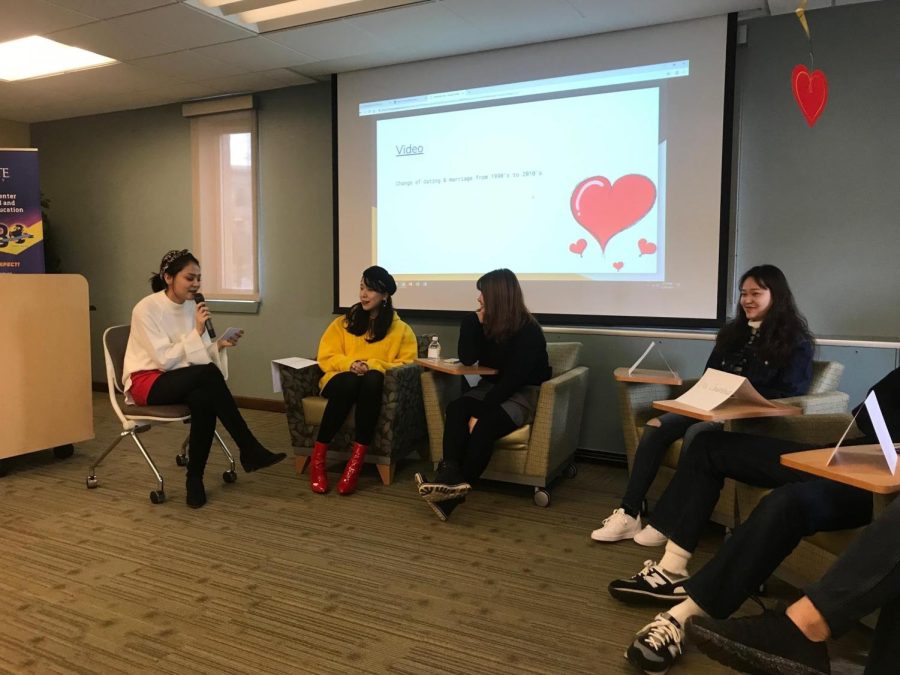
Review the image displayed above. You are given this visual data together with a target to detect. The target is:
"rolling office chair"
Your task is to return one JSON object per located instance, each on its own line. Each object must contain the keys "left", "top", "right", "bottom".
{"left": 86, "top": 324, "right": 236, "bottom": 504}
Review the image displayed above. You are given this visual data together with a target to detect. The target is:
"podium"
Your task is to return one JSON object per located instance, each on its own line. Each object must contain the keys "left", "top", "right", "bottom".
{"left": 0, "top": 274, "right": 94, "bottom": 462}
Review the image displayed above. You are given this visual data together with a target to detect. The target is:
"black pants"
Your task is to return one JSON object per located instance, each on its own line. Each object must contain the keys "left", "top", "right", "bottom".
{"left": 317, "top": 371, "right": 384, "bottom": 445}
{"left": 806, "top": 495, "right": 900, "bottom": 675}
{"left": 442, "top": 395, "right": 518, "bottom": 483}
{"left": 148, "top": 364, "right": 257, "bottom": 476}
{"left": 649, "top": 430, "right": 872, "bottom": 618}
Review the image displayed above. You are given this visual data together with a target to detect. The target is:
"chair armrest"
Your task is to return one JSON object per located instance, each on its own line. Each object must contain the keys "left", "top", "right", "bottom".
{"left": 726, "top": 412, "right": 860, "bottom": 446}
{"left": 279, "top": 364, "right": 323, "bottom": 412}
{"left": 773, "top": 391, "right": 850, "bottom": 415}
{"left": 376, "top": 363, "right": 427, "bottom": 456}
{"left": 524, "top": 366, "right": 589, "bottom": 476}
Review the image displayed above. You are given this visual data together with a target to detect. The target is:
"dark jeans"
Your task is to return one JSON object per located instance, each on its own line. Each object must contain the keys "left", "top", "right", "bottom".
{"left": 650, "top": 430, "right": 873, "bottom": 618}
{"left": 621, "top": 412, "right": 721, "bottom": 516}
{"left": 317, "top": 370, "right": 384, "bottom": 445}
{"left": 148, "top": 363, "right": 257, "bottom": 477}
{"left": 806, "top": 496, "right": 900, "bottom": 674}
{"left": 442, "top": 395, "right": 518, "bottom": 483}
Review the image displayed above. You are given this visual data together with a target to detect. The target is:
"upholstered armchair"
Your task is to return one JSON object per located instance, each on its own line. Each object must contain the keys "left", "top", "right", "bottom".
{"left": 420, "top": 341, "right": 589, "bottom": 507}
{"left": 616, "top": 360, "right": 849, "bottom": 528}
{"left": 277, "top": 336, "right": 429, "bottom": 485}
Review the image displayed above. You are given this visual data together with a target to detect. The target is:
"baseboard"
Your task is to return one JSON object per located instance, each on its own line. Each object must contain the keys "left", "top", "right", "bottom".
{"left": 575, "top": 448, "right": 627, "bottom": 466}
{"left": 92, "top": 381, "right": 286, "bottom": 413}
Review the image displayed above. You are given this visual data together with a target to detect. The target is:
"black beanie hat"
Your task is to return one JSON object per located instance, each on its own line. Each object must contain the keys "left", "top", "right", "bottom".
{"left": 362, "top": 266, "right": 397, "bottom": 295}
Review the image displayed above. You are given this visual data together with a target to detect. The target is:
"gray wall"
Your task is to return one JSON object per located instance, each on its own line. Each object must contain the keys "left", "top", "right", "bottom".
{"left": 0, "top": 118, "right": 29, "bottom": 147}
{"left": 30, "top": 1, "right": 899, "bottom": 457}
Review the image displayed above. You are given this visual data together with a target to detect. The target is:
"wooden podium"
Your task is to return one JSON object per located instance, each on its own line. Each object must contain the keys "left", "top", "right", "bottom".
{"left": 0, "top": 274, "right": 94, "bottom": 460}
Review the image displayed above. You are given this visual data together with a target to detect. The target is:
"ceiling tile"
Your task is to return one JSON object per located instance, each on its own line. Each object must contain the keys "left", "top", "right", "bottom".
{"left": 266, "top": 20, "right": 384, "bottom": 61}
{"left": 50, "top": 17, "right": 183, "bottom": 59}
{"left": 0, "top": 0, "right": 95, "bottom": 42}
{"left": 108, "top": 3, "right": 255, "bottom": 51}
{"left": 44, "top": 0, "right": 177, "bottom": 20}
{"left": 347, "top": 2, "right": 474, "bottom": 53}
{"left": 133, "top": 50, "right": 248, "bottom": 81}
{"left": 193, "top": 36, "right": 315, "bottom": 71}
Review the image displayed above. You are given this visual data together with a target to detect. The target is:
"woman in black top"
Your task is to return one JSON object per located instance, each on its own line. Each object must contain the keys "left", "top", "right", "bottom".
{"left": 416, "top": 269, "right": 551, "bottom": 521}
{"left": 591, "top": 264, "right": 815, "bottom": 545}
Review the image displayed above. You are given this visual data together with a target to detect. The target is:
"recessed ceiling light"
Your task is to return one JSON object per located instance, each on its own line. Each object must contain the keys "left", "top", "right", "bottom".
{"left": 0, "top": 36, "right": 117, "bottom": 82}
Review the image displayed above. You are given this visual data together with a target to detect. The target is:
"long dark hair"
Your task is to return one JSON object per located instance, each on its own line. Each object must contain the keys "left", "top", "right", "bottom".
{"left": 477, "top": 268, "right": 537, "bottom": 342}
{"left": 344, "top": 275, "right": 395, "bottom": 343}
{"left": 715, "top": 264, "right": 812, "bottom": 366}
{"left": 149, "top": 250, "right": 200, "bottom": 292}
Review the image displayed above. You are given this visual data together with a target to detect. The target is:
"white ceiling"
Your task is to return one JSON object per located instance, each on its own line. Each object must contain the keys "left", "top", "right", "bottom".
{"left": 0, "top": 0, "right": 876, "bottom": 123}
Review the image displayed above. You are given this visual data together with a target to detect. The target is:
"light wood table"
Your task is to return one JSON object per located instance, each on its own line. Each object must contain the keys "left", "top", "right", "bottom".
{"left": 415, "top": 357, "right": 498, "bottom": 376}
{"left": 614, "top": 367, "right": 682, "bottom": 386}
{"left": 652, "top": 397, "right": 802, "bottom": 422}
{"left": 781, "top": 445, "right": 900, "bottom": 495}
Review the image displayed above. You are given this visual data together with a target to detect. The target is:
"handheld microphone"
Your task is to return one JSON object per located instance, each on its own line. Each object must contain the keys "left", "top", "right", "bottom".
{"left": 193, "top": 292, "right": 216, "bottom": 339}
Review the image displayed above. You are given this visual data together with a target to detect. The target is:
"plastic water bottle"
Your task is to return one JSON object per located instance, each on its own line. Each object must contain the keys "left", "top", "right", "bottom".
{"left": 428, "top": 335, "right": 441, "bottom": 359}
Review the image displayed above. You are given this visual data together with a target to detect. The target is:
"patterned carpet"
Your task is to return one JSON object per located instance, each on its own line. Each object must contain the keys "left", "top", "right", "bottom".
{"left": 0, "top": 394, "right": 869, "bottom": 674}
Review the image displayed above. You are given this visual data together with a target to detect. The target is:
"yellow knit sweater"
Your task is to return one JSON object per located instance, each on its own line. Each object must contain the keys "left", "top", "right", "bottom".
{"left": 316, "top": 313, "right": 418, "bottom": 390}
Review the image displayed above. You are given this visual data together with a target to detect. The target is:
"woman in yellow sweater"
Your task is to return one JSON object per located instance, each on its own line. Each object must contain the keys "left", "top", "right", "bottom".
{"left": 311, "top": 266, "right": 418, "bottom": 495}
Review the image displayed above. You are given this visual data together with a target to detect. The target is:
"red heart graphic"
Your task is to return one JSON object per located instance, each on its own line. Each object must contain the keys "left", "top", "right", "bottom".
{"left": 569, "top": 238, "right": 587, "bottom": 256}
{"left": 613, "top": 261, "right": 624, "bottom": 271}
{"left": 638, "top": 238, "right": 657, "bottom": 256}
{"left": 570, "top": 174, "right": 657, "bottom": 252}
{"left": 791, "top": 64, "right": 828, "bottom": 127}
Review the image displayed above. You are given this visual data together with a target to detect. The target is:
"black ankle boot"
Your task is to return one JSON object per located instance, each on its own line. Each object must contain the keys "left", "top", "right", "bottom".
{"left": 240, "top": 443, "right": 287, "bottom": 473}
{"left": 425, "top": 495, "right": 464, "bottom": 522}
{"left": 186, "top": 474, "right": 207, "bottom": 508}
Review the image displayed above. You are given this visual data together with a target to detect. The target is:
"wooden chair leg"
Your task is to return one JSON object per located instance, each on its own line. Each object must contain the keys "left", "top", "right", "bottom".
{"left": 376, "top": 463, "right": 395, "bottom": 486}
{"left": 295, "top": 455, "right": 310, "bottom": 475}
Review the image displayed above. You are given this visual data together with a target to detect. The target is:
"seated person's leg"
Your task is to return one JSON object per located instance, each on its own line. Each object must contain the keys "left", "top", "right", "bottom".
{"left": 459, "top": 405, "right": 518, "bottom": 482}
{"left": 336, "top": 370, "right": 385, "bottom": 494}
{"left": 310, "top": 372, "right": 362, "bottom": 493}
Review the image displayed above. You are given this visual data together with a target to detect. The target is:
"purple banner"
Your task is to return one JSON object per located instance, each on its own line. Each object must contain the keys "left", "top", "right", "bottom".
{"left": 0, "top": 149, "right": 44, "bottom": 274}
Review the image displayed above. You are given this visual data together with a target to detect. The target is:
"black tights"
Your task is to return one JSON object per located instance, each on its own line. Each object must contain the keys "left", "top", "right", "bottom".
{"left": 317, "top": 371, "right": 385, "bottom": 445}
{"left": 442, "top": 395, "right": 518, "bottom": 482}
{"left": 148, "top": 364, "right": 257, "bottom": 476}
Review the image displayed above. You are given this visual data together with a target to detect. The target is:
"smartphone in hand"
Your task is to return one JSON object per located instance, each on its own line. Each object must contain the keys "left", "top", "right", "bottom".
{"left": 219, "top": 326, "right": 243, "bottom": 342}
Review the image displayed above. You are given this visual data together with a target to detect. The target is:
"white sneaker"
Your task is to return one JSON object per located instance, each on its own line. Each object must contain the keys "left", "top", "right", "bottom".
{"left": 591, "top": 508, "right": 641, "bottom": 542}
{"left": 634, "top": 524, "right": 668, "bottom": 547}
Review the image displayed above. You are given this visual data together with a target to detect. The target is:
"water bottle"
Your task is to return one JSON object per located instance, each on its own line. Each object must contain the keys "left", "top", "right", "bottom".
{"left": 427, "top": 335, "right": 441, "bottom": 359}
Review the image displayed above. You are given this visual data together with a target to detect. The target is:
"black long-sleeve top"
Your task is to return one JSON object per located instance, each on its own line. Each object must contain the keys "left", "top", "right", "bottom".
{"left": 457, "top": 312, "right": 552, "bottom": 409}
{"left": 705, "top": 329, "right": 813, "bottom": 399}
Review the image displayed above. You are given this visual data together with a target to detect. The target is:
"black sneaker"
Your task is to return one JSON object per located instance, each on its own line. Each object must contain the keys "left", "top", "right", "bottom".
{"left": 422, "top": 494, "right": 464, "bottom": 521}
{"left": 609, "top": 560, "right": 689, "bottom": 604}
{"left": 687, "top": 612, "right": 830, "bottom": 675}
{"left": 626, "top": 612, "right": 684, "bottom": 674}
{"left": 417, "top": 478, "right": 471, "bottom": 502}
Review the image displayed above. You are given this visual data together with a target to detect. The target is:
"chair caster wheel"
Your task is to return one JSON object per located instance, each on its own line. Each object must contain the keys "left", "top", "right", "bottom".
{"left": 86, "top": 476, "right": 99, "bottom": 489}
{"left": 53, "top": 444, "right": 75, "bottom": 459}
{"left": 564, "top": 462, "right": 577, "bottom": 479}
{"left": 175, "top": 454, "right": 188, "bottom": 467}
{"left": 533, "top": 488, "right": 551, "bottom": 507}
{"left": 223, "top": 470, "right": 237, "bottom": 484}
{"left": 149, "top": 490, "right": 166, "bottom": 504}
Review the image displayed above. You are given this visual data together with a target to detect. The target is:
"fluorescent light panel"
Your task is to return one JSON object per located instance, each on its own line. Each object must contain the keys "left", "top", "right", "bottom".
{"left": 197, "top": 0, "right": 430, "bottom": 32}
{"left": 240, "top": 0, "right": 362, "bottom": 23}
{"left": 0, "top": 36, "right": 117, "bottom": 82}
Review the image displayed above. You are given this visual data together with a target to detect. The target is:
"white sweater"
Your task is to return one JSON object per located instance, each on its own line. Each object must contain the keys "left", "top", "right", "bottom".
{"left": 122, "top": 290, "right": 227, "bottom": 403}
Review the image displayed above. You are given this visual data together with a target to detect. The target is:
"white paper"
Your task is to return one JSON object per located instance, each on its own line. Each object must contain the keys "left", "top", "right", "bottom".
{"left": 675, "top": 368, "right": 745, "bottom": 410}
{"left": 271, "top": 357, "right": 318, "bottom": 393}
{"left": 827, "top": 392, "right": 897, "bottom": 474}
{"left": 628, "top": 342, "right": 656, "bottom": 376}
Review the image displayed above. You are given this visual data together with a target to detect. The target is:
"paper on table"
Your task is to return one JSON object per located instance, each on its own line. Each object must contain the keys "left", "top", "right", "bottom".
{"left": 675, "top": 369, "right": 775, "bottom": 411}
{"left": 271, "top": 357, "right": 317, "bottom": 393}
{"left": 628, "top": 342, "right": 656, "bottom": 376}
{"left": 828, "top": 391, "right": 897, "bottom": 474}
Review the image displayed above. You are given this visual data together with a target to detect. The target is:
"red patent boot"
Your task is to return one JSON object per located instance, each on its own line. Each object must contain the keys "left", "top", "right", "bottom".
{"left": 337, "top": 442, "right": 368, "bottom": 495}
{"left": 310, "top": 441, "right": 329, "bottom": 494}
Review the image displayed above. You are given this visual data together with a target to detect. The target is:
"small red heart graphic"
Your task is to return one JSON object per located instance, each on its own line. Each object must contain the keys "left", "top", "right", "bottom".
{"left": 791, "top": 64, "right": 828, "bottom": 127}
{"left": 613, "top": 261, "right": 624, "bottom": 271}
{"left": 569, "top": 238, "right": 587, "bottom": 256}
{"left": 570, "top": 174, "right": 657, "bottom": 252}
{"left": 638, "top": 238, "right": 657, "bottom": 256}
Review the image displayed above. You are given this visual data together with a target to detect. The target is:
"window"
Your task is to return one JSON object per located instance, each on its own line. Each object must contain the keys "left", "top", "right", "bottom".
{"left": 187, "top": 98, "right": 259, "bottom": 301}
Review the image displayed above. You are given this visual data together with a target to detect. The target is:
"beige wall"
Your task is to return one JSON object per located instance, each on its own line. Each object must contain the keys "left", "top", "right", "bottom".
{"left": 0, "top": 118, "right": 30, "bottom": 147}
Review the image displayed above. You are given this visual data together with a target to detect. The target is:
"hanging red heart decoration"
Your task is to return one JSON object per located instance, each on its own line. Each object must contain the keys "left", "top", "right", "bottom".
{"left": 791, "top": 64, "right": 828, "bottom": 127}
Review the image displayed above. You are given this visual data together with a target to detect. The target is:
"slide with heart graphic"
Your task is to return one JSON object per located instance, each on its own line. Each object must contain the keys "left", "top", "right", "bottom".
{"left": 375, "top": 86, "right": 663, "bottom": 279}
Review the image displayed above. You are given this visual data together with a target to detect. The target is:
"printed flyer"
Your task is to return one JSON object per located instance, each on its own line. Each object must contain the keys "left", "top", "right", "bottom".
{"left": 0, "top": 148, "right": 44, "bottom": 274}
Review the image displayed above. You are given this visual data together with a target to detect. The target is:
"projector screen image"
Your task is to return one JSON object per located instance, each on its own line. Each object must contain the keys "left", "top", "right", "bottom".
{"left": 336, "top": 15, "right": 732, "bottom": 325}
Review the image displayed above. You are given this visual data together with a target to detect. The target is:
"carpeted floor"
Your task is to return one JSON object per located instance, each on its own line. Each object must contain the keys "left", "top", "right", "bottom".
{"left": 0, "top": 394, "right": 870, "bottom": 674}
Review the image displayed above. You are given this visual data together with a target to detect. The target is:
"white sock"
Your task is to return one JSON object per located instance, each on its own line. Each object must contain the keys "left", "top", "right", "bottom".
{"left": 668, "top": 597, "right": 708, "bottom": 626}
{"left": 659, "top": 540, "right": 692, "bottom": 577}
